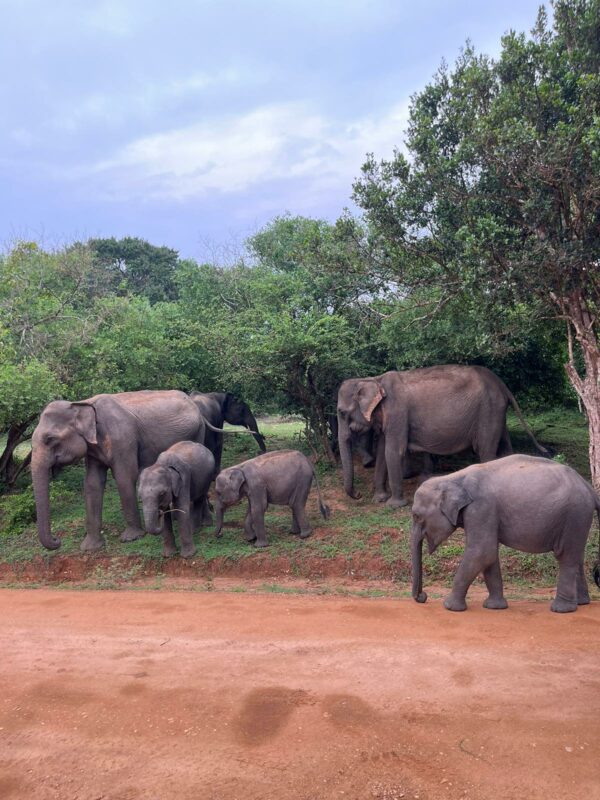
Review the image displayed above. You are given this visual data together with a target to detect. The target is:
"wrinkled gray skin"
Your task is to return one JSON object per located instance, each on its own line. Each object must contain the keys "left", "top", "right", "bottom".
{"left": 138, "top": 441, "right": 214, "bottom": 559}
{"left": 337, "top": 365, "right": 550, "bottom": 509}
{"left": 189, "top": 391, "right": 266, "bottom": 475}
{"left": 214, "top": 450, "right": 330, "bottom": 547}
{"left": 411, "top": 455, "right": 600, "bottom": 613}
{"left": 31, "top": 391, "right": 210, "bottom": 552}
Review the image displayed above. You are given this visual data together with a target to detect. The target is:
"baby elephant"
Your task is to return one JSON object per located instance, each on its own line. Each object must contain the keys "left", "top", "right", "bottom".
{"left": 411, "top": 454, "right": 600, "bottom": 613}
{"left": 213, "top": 450, "right": 330, "bottom": 547}
{"left": 138, "top": 441, "right": 215, "bottom": 558}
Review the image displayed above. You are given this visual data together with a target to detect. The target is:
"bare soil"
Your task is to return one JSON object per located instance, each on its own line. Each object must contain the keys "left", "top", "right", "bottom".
{"left": 1, "top": 589, "right": 599, "bottom": 800}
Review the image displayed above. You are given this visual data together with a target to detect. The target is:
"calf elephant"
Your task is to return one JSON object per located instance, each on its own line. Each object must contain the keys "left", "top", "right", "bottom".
{"left": 189, "top": 391, "right": 266, "bottom": 474}
{"left": 337, "top": 365, "right": 550, "bottom": 508}
{"left": 138, "top": 441, "right": 214, "bottom": 558}
{"left": 31, "top": 390, "right": 232, "bottom": 552}
{"left": 411, "top": 455, "right": 600, "bottom": 613}
{"left": 213, "top": 450, "right": 330, "bottom": 547}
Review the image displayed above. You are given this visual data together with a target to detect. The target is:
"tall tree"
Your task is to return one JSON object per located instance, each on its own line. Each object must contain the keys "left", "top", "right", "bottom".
{"left": 354, "top": 0, "right": 600, "bottom": 485}
{"left": 88, "top": 237, "right": 179, "bottom": 303}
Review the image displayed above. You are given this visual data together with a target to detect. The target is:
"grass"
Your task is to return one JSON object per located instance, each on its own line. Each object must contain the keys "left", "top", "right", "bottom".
{"left": 0, "top": 408, "right": 598, "bottom": 595}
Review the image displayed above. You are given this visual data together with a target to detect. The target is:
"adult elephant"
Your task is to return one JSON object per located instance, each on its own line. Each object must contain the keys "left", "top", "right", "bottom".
{"left": 189, "top": 392, "right": 266, "bottom": 474}
{"left": 337, "top": 365, "right": 550, "bottom": 508}
{"left": 32, "top": 390, "right": 213, "bottom": 552}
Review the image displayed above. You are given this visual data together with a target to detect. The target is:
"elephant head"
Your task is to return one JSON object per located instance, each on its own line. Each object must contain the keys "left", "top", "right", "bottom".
{"left": 336, "top": 377, "right": 386, "bottom": 499}
{"left": 222, "top": 394, "right": 266, "bottom": 452}
{"left": 137, "top": 464, "right": 181, "bottom": 535}
{"left": 411, "top": 478, "right": 472, "bottom": 603}
{"left": 213, "top": 467, "right": 246, "bottom": 537}
{"left": 31, "top": 400, "right": 98, "bottom": 550}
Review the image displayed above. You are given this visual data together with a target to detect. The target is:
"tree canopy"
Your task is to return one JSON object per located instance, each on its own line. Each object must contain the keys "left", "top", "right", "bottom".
{"left": 354, "top": 0, "right": 600, "bottom": 483}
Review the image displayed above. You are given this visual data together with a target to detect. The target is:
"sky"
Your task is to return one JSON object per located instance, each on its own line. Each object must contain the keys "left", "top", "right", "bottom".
{"left": 1, "top": 0, "right": 545, "bottom": 261}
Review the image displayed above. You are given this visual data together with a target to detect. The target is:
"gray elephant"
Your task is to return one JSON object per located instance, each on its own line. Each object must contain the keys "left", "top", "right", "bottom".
{"left": 189, "top": 391, "right": 266, "bottom": 474}
{"left": 411, "top": 454, "right": 600, "bottom": 613}
{"left": 213, "top": 450, "right": 330, "bottom": 547}
{"left": 31, "top": 390, "right": 241, "bottom": 552}
{"left": 138, "top": 441, "right": 214, "bottom": 558}
{"left": 337, "top": 365, "right": 550, "bottom": 509}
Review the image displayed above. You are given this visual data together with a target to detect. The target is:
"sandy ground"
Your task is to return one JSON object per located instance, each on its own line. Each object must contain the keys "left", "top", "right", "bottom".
{"left": 1, "top": 589, "right": 599, "bottom": 800}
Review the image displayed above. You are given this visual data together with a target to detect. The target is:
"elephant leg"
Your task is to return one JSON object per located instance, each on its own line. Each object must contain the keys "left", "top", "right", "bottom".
{"left": 482, "top": 558, "right": 508, "bottom": 609}
{"left": 249, "top": 496, "right": 269, "bottom": 547}
{"left": 551, "top": 557, "right": 579, "bottom": 613}
{"left": 291, "top": 510, "right": 301, "bottom": 535}
{"left": 81, "top": 459, "right": 108, "bottom": 552}
{"left": 197, "top": 496, "right": 212, "bottom": 529}
{"left": 176, "top": 490, "right": 196, "bottom": 559}
{"left": 445, "top": 540, "right": 498, "bottom": 612}
{"left": 373, "top": 433, "right": 390, "bottom": 503}
{"left": 112, "top": 460, "right": 145, "bottom": 543}
{"left": 243, "top": 506, "right": 257, "bottom": 542}
{"left": 496, "top": 426, "right": 513, "bottom": 458}
{"left": 292, "top": 495, "right": 312, "bottom": 539}
{"left": 577, "top": 562, "right": 590, "bottom": 605}
{"left": 384, "top": 434, "right": 408, "bottom": 508}
{"left": 417, "top": 453, "right": 434, "bottom": 485}
{"left": 162, "top": 513, "right": 177, "bottom": 558}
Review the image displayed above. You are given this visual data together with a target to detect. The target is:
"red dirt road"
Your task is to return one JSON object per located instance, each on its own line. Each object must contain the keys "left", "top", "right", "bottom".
{"left": 1, "top": 589, "right": 599, "bottom": 800}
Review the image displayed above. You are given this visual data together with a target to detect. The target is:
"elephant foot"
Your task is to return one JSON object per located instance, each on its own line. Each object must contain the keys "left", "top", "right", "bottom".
{"left": 386, "top": 497, "right": 408, "bottom": 509}
{"left": 299, "top": 529, "right": 312, "bottom": 540}
{"left": 180, "top": 545, "right": 197, "bottom": 559}
{"left": 444, "top": 596, "right": 467, "bottom": 612}
{"left": 577, "top": 595, "right": 591, "bottom": 606}
{"left": 162, "top": 544, "right": 177, "bottom": 558}
{"left": 120, "top": 526, "right": 146, "bottom": 542}
{"left": 413, "top": 591, "right": 428, "bottom": 604}
{"left": 373, "top": 491, "right": 390, "bottom": 504}
{"left": 80, "top": 534, "right": 105, "bottom": 553}
{"left": 550, "top": 597, "right": 578, "bottom": 613}
{"left": 253, "top": 539, "right": 269, "bottom": 548}
{"left": 483, "top": 596, "right": 508, "bottom": 610}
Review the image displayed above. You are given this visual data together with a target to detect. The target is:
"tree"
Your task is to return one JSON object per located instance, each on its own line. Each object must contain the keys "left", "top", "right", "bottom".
{"left": 354, "top": 0, "right": 600, "bottom": 484}
{"left": 88, "top": 237, "right": 180, "bottom": 303}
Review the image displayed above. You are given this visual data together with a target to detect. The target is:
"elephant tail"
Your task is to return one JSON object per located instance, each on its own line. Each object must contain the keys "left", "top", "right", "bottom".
{"left": 504, "top": 388, "right": 553, "bottom": 457}
{"left": 593, "top": 496, "right": 600, "bottom": 589}
{"left": 311, "top": 466, "right": 331, "bottom": 520}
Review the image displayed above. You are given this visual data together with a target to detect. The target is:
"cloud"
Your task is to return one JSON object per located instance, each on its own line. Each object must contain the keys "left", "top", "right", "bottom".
{"left": 84, "top": 100, "right": 410, "bottom": 201}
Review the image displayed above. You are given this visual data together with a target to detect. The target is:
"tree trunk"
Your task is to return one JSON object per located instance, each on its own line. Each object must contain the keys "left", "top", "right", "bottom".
{"left": 0, "top": 422, "right": 32, "bottom": 488}
{"left": 559, "top": 291, "right": 600, "bottom": 490}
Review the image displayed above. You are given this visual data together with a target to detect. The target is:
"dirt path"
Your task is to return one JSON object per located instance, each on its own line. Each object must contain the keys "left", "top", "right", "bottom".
{"left": 1, "top": 589, "right": 599, "bottom": 800}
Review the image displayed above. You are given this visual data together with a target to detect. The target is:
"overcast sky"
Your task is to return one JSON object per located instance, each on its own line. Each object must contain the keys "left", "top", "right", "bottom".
{"left": 1, "top": 0, "right": 544, "bottom": 260}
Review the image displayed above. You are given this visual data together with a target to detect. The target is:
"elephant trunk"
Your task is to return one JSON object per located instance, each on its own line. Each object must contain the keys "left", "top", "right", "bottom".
{"left": 31, "top": 449, "right": 61, "bottom": 550}
{"left": 338, "top": 415, "right": 360, "bottom": 499}
{"left": 411, "top": 521, "right": 427, "bottom": 603}
{"left": 243, "top": 411, "right": 266, "bottom": 453}
{"left": 214, "top": 500, "right": 224, "bottom": 538}
{"left": 142, "top": 501, "right": 163, "bottom": 536}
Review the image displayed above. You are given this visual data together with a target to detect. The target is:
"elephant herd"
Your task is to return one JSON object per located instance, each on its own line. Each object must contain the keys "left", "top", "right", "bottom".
{"left": 28, "top": 365, "right": 600, "bottom": 613}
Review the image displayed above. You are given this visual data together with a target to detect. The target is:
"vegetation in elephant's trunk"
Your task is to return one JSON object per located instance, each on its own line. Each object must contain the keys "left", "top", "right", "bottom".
{"left": 31, "top": 450, "right": 61, "bottom": 550}
{"left": 411, "top": 521, "right": 427, "bottom": 603}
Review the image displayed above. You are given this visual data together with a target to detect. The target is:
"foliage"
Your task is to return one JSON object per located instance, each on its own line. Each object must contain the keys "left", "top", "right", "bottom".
{"left": 354, "top": 0, "right": 600, "bottom": 480}
{"left": 88, "top": 237, "right": 179, "bottom": 303}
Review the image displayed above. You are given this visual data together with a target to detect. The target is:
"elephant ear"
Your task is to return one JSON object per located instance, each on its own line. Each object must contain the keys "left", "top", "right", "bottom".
{"left": 439, "top": 482, "right": 472, "bottom": 526}
{"left": 356, "top": 381, "right": 386, "bottom": 423}
{"left": 71, "top": 402, "right": 98, "bottom": 444}
{"left": 228, "top": 468, "right": 246, "bottom": 495}
{"left": 169, "top": 466, "right": 183, "bottom": 498}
